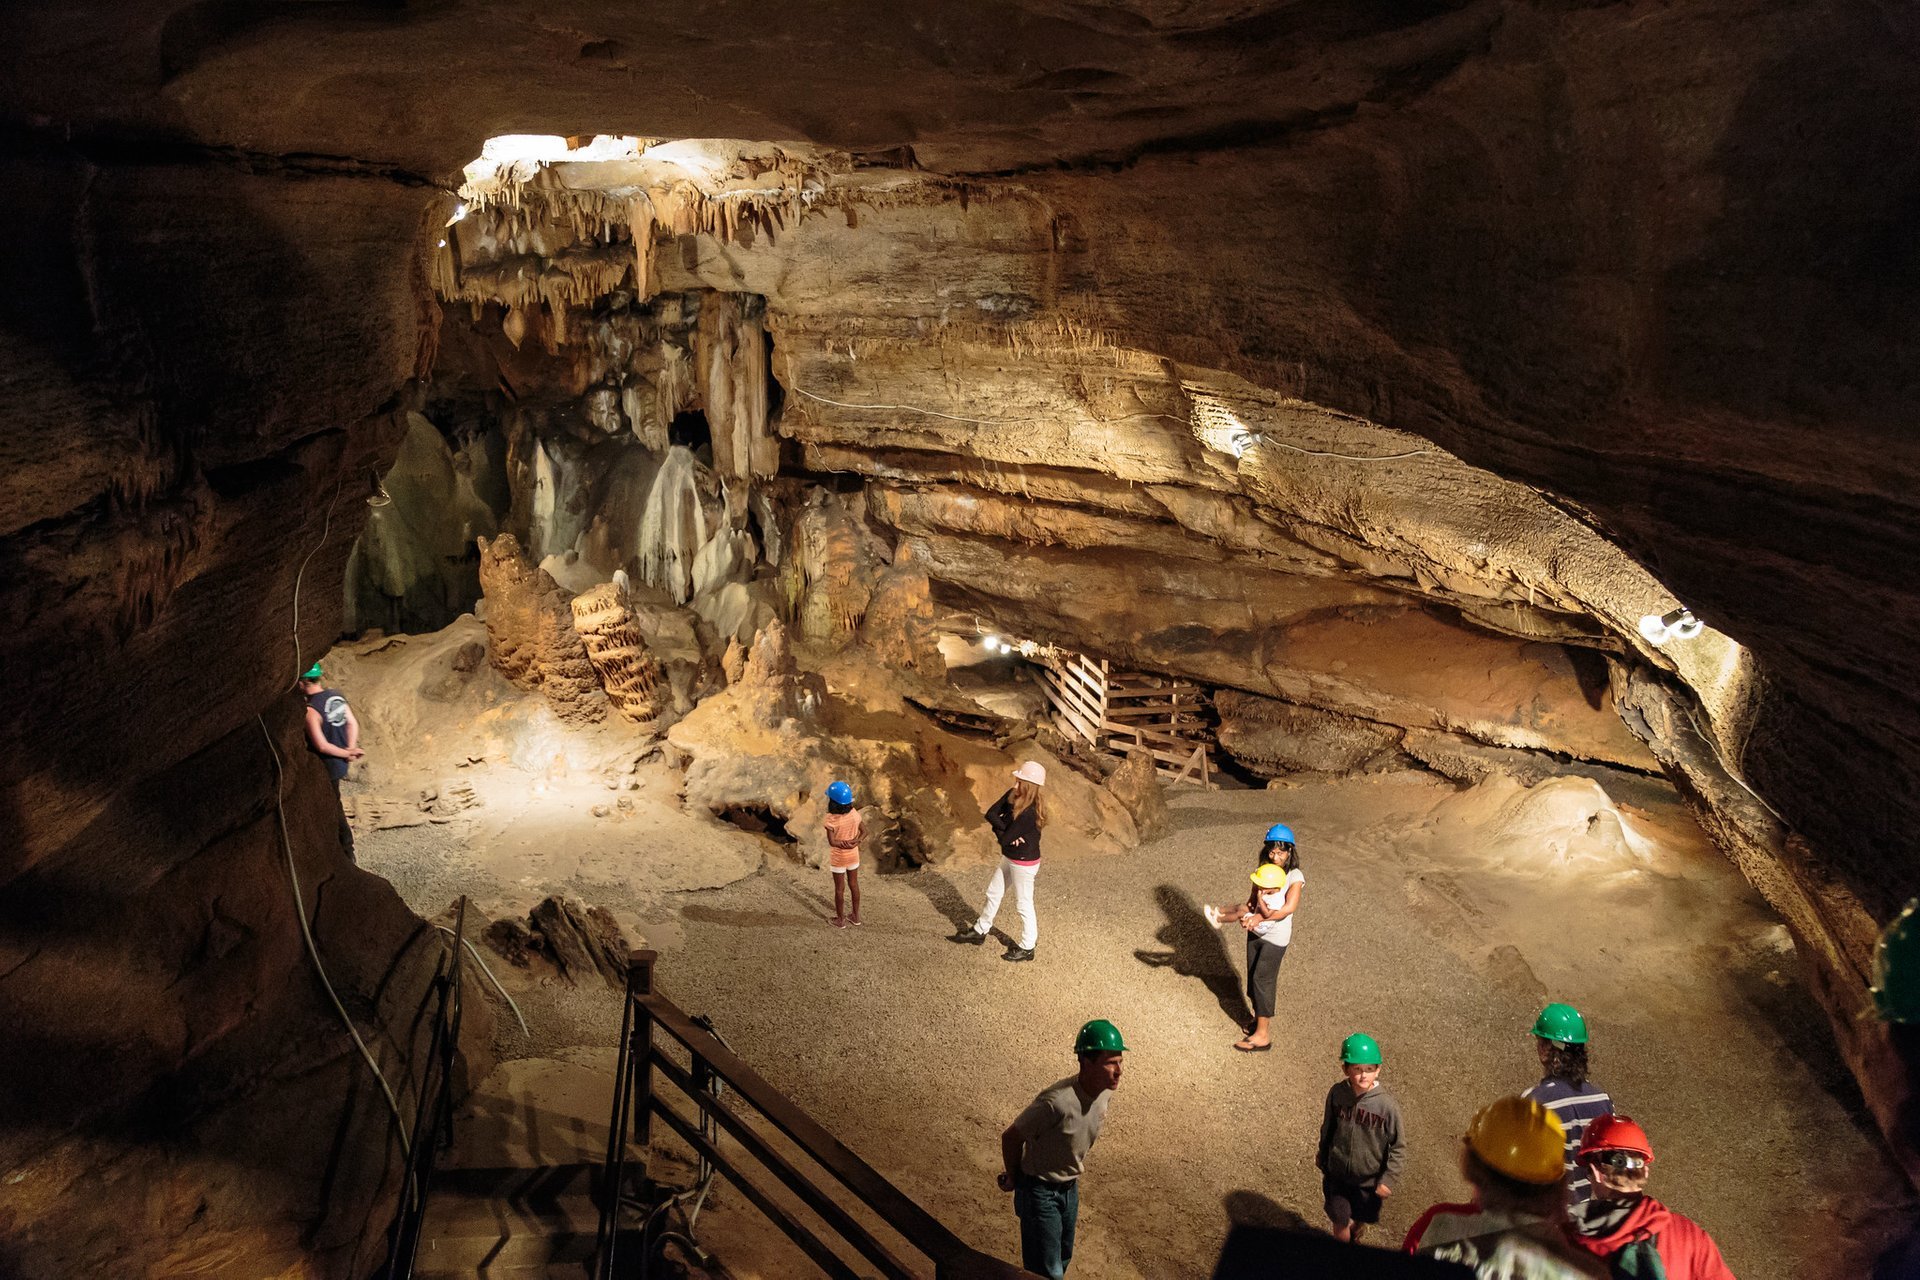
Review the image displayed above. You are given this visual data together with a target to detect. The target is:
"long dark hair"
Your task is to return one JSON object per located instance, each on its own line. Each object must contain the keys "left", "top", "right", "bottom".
{"left": 1261, "top": 839, "right": 1299, "bottom": 873}
{"left": 1541, "top": 1040, "right": 1590, "bottom": 1087}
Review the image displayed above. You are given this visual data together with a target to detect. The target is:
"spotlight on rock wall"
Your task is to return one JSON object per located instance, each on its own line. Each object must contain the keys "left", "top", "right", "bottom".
{"left": 1638, "top": 607, "right": 1704, "bottom": 646}
{"left": 1188, "top": 394, "right": 1261, "bottom": 459}
{"left": 445, "top": 201, "right": 471, "bottom": 226}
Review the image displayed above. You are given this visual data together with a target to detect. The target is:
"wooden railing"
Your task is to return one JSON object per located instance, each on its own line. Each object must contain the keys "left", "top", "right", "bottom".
{"left": 595, "top": 950, "right": 1040, "bottom": 1280}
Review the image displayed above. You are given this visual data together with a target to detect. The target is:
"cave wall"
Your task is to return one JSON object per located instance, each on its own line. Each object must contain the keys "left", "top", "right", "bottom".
{"left": 3, "top": 0, "right": 1918, "bottom": 1259}
{"left": 0, "top": 143, "right": 478, "bottom": 1275}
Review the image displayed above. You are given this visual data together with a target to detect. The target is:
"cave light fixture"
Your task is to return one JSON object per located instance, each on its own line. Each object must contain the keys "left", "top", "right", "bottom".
{"left": 1638, "top": 606, "right": 1705, "bottom": 647}
{"left": 1188, "top": 393, "right": 1262, "bottom": 459}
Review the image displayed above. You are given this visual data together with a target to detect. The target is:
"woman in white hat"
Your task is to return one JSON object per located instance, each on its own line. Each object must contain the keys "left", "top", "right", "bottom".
{"left": 950, "top": 760, "right": 1048, "bottom": 962}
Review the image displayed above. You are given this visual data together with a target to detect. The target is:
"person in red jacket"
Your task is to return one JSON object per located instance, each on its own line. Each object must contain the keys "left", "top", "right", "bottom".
{"left": 1567, "top": 1114, "right": 1736, "bottom": 1279}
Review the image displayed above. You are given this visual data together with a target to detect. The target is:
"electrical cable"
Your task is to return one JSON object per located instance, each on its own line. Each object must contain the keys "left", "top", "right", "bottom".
{"left": 257, "top": 714, "right": 412, "bottom": 1162}
{"left": 789, "top": 383, "right": 1435, "bottom": 462}
{"left": 433, "top": 926, "right": 530, "bottom": 1038}
{"left": 1682, "top": 705, "right": 1789, "bottom": 827}
{"left": 287, "top": 474, "right": 345, "bottom": 690}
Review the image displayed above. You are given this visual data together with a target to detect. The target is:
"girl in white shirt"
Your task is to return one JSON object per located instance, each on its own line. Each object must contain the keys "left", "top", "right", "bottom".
{"left": 1207, "top": 841, "right": 1304, "bottom": 1052}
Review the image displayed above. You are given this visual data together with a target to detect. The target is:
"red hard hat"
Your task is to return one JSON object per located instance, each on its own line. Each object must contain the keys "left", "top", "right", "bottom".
{"left": 1579, "top": 1114, "right": 1655, "bottom": 1162}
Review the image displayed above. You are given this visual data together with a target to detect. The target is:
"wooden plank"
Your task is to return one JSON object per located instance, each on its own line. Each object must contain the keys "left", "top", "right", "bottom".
{"left": 1102, "top": 722, "right": 1209, "bottom": 749}
{"left": 1043, "top": 669, "right": 1106, "bottom": 728}
{"left": 651, "top": 1051, "right": 919, "bottom": 1280}
{"left": 642, "top": 999, "right": 991, "bottom": 1267}
{"left": 1107, "top": 680, "right": 1205, "bottom": 697}
{"left": 1044, "top": 671, "right": 1105, "bottom": 740}
{"left": 649, "top": 1099, "right": 863, "bottom": 1280}
{"left": 1060, "top": 663, "right": 1108, "bottom": 706}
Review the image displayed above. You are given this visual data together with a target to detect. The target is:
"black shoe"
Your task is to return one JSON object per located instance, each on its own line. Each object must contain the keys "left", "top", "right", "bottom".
{"left": 949, "top": 927, "right": 988, "bottom": 945}
{"left": 1001, "top": 946, "right": 1035, "bottom": 963}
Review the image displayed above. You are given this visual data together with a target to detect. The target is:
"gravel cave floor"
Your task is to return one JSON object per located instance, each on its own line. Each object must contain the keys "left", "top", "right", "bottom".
{"left": 363, "top": 773, "right": 1914, "bottom": 1280}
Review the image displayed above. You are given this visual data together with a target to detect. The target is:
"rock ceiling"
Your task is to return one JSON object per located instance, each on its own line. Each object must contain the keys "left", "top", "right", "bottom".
{"left": 2, "top": 0, "right": 1918, "bottom": 1270}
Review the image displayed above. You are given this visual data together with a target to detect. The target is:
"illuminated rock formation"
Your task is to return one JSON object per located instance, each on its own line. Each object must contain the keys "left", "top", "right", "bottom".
{"left": 567, "top": 581, "right": 666, "bottom": 725}
{"left": 476, "top": 533, "right": 608, "bottom": 724}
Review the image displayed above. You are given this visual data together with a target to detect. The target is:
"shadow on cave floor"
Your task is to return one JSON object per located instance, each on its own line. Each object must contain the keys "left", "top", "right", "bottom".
{"left": 1135, "top": 883, "right": 1254, "bottom": 1032}
{"left": 905, "top": 867, "right": 1014, "bottom": 946}
{"left": 1222, "top": 1188, "right": 1311, "bottom": 1234}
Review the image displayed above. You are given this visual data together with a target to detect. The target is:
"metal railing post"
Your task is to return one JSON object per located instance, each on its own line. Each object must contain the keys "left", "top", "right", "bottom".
{"left": 631, "top": 948, "right": 657, "bottom": 1149}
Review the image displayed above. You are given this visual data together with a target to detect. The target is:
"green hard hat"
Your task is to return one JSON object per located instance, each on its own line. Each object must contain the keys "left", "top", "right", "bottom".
{"left": 301, "top": 662, "right": 325, "bottom": 681}
{"left": 1530, "top": 1002, "right": 1589, "bottom": 1045}
{"left": 1873, "top": 899, "right": 1920, "bottom": 1024}
{"left": 1073, "top": 1019, "right": 1127, "bottom": 1055}
{"left": 1340, "top": 1033, "right": 1382, "bottom": 1065}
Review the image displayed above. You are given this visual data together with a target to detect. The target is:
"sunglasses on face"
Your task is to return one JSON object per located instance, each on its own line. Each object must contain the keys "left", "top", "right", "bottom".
{"left": 1592, "top": 1151, "right": 1648, "bottom": 1175}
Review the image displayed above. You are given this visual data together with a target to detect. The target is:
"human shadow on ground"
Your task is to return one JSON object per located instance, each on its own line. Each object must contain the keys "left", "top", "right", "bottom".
{"left": 908, "top": 868, "right": 1013, "bottom": 946}
{"left": 1134, "top": 883, "right": 1254, "bottom": 1030}
{"left": 1223, "top": 1189, "right": 1312, "bottom": 1233}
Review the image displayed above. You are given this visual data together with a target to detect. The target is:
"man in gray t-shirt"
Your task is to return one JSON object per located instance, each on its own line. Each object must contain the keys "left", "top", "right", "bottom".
{"left": 997, "top": 1020, "right": 1126, "bottom": 1279}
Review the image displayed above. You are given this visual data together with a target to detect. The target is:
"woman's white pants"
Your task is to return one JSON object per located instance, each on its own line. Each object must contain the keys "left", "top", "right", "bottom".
{"left": 974, "top": 858, "right": 1039, "bottom": 949}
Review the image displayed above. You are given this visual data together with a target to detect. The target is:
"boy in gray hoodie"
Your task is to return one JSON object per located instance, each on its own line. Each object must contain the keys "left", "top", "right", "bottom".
{"left": 1315, "top": 1032, "right": 1407, "bottom": 1243}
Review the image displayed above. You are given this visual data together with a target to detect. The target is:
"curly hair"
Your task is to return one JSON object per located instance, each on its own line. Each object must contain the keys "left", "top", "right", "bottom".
{"left": 1541, "top": 1040, "right": 1590, "bottom": 1087}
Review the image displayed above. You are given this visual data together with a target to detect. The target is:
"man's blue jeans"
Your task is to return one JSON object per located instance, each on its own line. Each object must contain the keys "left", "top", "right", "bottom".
{"left": 1015, "top": 1176, "right": 1079, "bottom": 1279}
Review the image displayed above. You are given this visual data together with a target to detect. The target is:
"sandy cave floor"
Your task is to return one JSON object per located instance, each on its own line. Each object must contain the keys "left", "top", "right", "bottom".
{"left": 360, "top": 766, "right": 1914, "bottom": 1280}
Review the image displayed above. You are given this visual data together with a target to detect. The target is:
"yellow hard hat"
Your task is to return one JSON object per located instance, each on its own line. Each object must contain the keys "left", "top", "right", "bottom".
{"left": 1250, "top": 864, "right": 1288, "bottom": 889}
{"left": 1466, "top": 1096, "right": 1567, "bottom": 1185}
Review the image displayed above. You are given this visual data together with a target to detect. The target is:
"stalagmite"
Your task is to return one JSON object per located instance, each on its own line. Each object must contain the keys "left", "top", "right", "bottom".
{"left": 692, "top": 524, "right": 757, "bottom": 601}
{"left": 788, "top": 493, "right": 876, "bottom": 645}
{"left": 569, "top": 582, "right": 666, "bottom": 723}
{"left": 475, "top": 534, "right": 607, "bottom": 723}
{"left": 637, "top": 444, "right": 709, "bottom": 604}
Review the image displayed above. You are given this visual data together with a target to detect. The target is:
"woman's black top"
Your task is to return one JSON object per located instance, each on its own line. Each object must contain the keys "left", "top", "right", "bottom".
{"left": 986, "top": 790, "right": 1042, "bottom": 862}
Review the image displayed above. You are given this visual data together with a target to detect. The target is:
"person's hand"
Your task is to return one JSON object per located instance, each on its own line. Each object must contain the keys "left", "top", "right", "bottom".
{"left": 1376, "top": 1183, "right": 1392, "bottom": 1199}
{"left": 1010, "top": 837, "right": 1025, "bottom": 847}
{"left": 1241, "top": 915, "right": 1257, "bottom": 932}
{"left": 996, "top": 1172, "right": 1016, "bottom": 1193}
{"left": 347, "top": 747, "right": 366, "bottom": 760}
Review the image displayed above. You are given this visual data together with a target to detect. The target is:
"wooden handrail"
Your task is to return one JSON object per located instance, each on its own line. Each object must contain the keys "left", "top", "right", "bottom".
{"left": 598, "top": 949, "right": 1038, "bottom": 1280}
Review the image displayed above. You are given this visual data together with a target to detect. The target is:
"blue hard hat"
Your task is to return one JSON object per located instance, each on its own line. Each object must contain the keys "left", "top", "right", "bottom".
{"left": 1264, "top": 823, "right": 1296, "bottom": 844}
{"left": 827, "top": 780, "right": 854, "bottom": 805}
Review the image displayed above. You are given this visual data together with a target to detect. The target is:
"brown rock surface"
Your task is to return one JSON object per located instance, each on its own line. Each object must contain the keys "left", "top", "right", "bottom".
{"left": 3, "top": 0, "right": 1919, "bottom": 1266}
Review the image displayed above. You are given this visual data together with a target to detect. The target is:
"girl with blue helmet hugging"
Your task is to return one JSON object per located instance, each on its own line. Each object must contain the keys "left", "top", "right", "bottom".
{"left": 1205, "top": 823, "right": 1304, "bottom": 1051}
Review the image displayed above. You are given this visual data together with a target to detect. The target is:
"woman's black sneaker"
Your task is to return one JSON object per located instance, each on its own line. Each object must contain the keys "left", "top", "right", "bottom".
{"left": 1001, "top": 946, "right": 1035, "bottom": 962}
{"left": 949, "top": 927, "right": 988, "bottom": 944}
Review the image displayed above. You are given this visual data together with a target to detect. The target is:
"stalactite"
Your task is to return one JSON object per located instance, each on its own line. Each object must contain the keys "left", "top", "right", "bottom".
{"left": 628, "top": 192, "right": 656, "bottom": 302}
{"left": 637, "top": 445, "right": 709, "bottom": 605}
{"left": 654, "top": 342, "right": 693, "bottom": 446}
{"left": 696, "top": 295, "right": 770, "bottom": 521}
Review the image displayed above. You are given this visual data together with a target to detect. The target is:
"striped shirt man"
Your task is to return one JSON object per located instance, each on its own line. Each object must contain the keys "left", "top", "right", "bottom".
{"left": 1522, "top": 1077, "right": 1614, "bottom": 1205}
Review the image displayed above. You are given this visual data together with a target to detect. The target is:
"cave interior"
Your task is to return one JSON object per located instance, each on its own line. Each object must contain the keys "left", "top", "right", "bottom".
{"left": 4, "top": 4, "right": 1920, "bottom": 1278}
